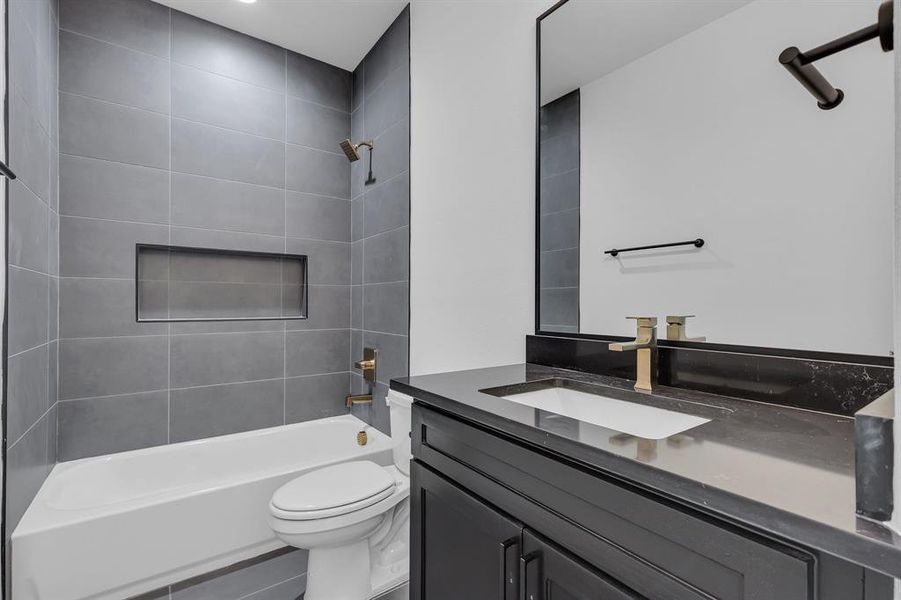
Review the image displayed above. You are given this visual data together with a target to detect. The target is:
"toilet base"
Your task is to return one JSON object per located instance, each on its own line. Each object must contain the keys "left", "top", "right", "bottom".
{"left": 305, "top": 541, "right": 372, "bottom": 600}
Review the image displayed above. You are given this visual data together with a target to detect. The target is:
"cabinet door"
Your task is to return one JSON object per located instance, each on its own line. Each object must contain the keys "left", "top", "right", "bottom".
{"left": 521, "top": 530, "right": 644, "bottom": 600}
{"left": 411, "top": 462, "right": 522, "bottom": 600}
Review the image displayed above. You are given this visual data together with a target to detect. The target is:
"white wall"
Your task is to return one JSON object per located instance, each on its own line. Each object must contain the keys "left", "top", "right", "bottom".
{"left": 579, "top": 0, "right": 894, "bottom": 356}
{"left": 409, "top": 0, "right": 548, "bottom": 375}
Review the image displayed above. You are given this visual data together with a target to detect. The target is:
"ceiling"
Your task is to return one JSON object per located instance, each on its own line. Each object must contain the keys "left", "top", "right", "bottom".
{"left": 152, "top": 0, "right": 408, "bottom": 71}
{"left": 540, "top": 0, "right": 753, "bottom": 104}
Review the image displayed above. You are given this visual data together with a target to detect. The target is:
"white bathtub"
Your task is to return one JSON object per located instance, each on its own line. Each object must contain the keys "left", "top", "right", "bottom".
{"left": 12, "top": 415, "right": 393, "bottom": 600}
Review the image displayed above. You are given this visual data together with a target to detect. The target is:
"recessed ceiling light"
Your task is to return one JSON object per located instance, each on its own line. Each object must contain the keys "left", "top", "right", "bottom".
{"left": 237, "top": 0, "right": 257, "bottom": 4}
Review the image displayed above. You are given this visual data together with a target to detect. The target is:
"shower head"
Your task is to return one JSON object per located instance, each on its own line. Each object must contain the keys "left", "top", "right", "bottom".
{"left": 339, "top": 139, "right": 374, "bottom": 162}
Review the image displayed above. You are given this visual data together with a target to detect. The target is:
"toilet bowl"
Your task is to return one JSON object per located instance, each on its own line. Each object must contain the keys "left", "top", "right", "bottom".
{"left": 268, "top": 391, "right": 413, "bottom": 600}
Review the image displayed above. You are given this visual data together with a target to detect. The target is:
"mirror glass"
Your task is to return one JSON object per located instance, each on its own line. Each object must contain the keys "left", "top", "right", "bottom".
{"left": 537, "top": 0, "right": 894, "bottom": 356}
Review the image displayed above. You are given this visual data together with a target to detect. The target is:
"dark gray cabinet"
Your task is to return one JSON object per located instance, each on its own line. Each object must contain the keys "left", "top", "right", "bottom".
{"left": 411, "top": 462, "right": 522, "bottom": 600}
{"left": 411, "top": 402, "right": 893, "bottom": 600}
{"left": 521, "top": 530, "right": 643, "bottom": 600}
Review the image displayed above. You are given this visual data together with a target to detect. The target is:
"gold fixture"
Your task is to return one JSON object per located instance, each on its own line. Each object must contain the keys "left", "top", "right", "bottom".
{"left": 346, "top": 393, "right": 373, "bottom": 407}
{"left": 357, "top": 429, "right": 369, "bottom": 446}
{"left": 354, "top": 347, "right": 378, "bottom": 384}
{"left": 608, "top": 317, "right": 658, "bottom": 392}
{"left": 666, "top": 315, "right": 706, "bottom": 342}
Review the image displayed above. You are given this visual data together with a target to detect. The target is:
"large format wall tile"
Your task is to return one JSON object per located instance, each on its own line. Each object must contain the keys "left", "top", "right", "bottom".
{"left": 60, "top": 93, "right": 168, "bottom": 168}
{"left": 60, "top": 0, "right": 170, "bottom": 58}
{"left": 171, "top": 173, "right": 285, "bottom": 236}
{"left": 60, "top": 278, "right": 167, "bottom": 338}
{"left": 287, "top": 52, "right": 350, "bottom": 112}
{"left": 9, "top": 92, "right": 51, "bottom": 202}
{"left": 286, "top": 97, "right": 349, "bottom": 152}
{"left": 285, "top": 238, "right": 350, "bottom": 285}
{"left": 59, "top": 216, "right": 168, "bottom": 278}
{"left": 58, "top": 336, "right": 168, "bottom": 400}
{"left": 363, "top": 174, "right": 409, "bottom": 238}
{"left": 6, "top": 407, "right": 56, "bottom": 532}
{"left": 8, "top": 267, "right": 49, "bottom": 355}
{"left": 171, "top": 11, "right": 285, "bottom": 91}
{"left": 170, "top": 379, "right": 285, "bottom": 442}
{"left": 7, "top": 345, "right": 51, "bottom": 445}
{"left": 363, "top": 63, "right": 408, "bottom": 140}
{"left": 286, "top": 330, "right": 350, "bottom": 377}
{"left": 9, "top": 183, "right": 50, "bottom": 273}
{"left": 286, "top": 285, "right": 350, "bottom": 331}
{"left": 10, "top": 12, "right": 52, "bottom": 134}
{"left": 363, "top": 226, "right": 408, "bottom": 284}
{"left": 362, "top": 8, "right": 408, "bottom": 97}
{"left": 285, "top": 193, "right": 350, "bottom": 242}
{"left": 59, "top": 30, "right": 170, "bottom": 113}
{"left": 286, "top": 144, "right": 349, "bottom": 198}
{"left": 172, "top": 118, "right": 285, "bottom": 188}
{"left": 58, "top": 391, "right": 169, "bottom": 460}
{"left": 285, "top": 373, "right": 348, "bottom": 423}
{"left": 170, "top": 332, "right": 285, "bottom": 388}
{"left": 171, "top": 64, "right": 285, "bottom": 140}
{"left": 363, "top": 282, "right": 408, "bottom": 335}
{"left": 59, "top": 155, "right": 169, "bottom": 223}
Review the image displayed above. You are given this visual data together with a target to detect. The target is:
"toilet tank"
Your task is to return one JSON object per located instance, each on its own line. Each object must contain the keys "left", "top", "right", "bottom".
{"left": 387, "top": 390, "right": 414, "bottom": 475}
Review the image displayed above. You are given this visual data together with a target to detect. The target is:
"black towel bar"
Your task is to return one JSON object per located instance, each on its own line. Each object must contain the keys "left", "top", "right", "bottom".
{"left": 605, "top": 238, "right": 704, "bottom": 257}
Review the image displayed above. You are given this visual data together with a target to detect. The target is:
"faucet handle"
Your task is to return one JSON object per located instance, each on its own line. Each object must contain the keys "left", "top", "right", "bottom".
{"left": 626, "top": 316, "right": 657, "bottom": 327}
{"left": 666, "top": 315, "right": 706, "bottom": 342}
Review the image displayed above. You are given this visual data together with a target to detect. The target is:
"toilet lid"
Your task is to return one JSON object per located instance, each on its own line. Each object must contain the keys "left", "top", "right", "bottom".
{"left": 271, "top": 461, "right": 396, "bottom": 520}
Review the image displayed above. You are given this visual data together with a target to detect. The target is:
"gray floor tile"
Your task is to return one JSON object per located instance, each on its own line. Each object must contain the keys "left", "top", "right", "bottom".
{"left": 58, "top": 335, "right": 168, "bottom": 400}
{"left": 59, "top": 0, "right": 170, "bottom": 58}
{"left": 171, "top": 10, "right": 285, "bottom": 91}
{"left": 60, "top": 93, "right": 168, "bottom": 169}
{"left": 59, "top": 30, "right": 170, "bottom": 113}
{"left": 170, "top": 379, "right": 284, "bottom": 443}
{"left": 171, "top": 64, "right": 285, "bottom": 140}
{"left": 58, "top": 391, "right": 168, "bottom": 460}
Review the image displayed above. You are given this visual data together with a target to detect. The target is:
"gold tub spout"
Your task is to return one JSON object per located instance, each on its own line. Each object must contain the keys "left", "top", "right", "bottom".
{"left": 345, "top": 394, "right": 373, "bottom": 407}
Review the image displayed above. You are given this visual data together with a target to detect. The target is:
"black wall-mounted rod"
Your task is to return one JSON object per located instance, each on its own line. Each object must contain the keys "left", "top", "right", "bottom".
{"left": 605, "top": 238, "right": 704, "bottom": 257}
{"left": 0, "top": 160, "right": 16, "bottom": 180}
{"left": 780, "top": 0, "right": 893, "bottom": 110}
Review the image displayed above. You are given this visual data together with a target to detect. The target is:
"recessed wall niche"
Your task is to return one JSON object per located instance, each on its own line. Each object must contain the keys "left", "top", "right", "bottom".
{"left": 136, "top": 245, "right": 308, "bottom": 322}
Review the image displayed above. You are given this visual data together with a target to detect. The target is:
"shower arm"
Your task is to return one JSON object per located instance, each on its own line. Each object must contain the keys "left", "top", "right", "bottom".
{"left": 779, "top": 0, "right": 893, "bottom": 110}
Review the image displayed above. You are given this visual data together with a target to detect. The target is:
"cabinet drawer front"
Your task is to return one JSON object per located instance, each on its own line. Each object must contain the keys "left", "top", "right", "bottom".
{"left": 413, "top": 405, "right": 813, "bottom": 600}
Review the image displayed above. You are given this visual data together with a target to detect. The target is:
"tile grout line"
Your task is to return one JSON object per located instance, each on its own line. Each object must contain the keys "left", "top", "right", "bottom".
{"left": 284, "top": 47, "right": 288, "bottom": 426}
{"left": 167, "top": 6, "right": 173, "bottom": 445}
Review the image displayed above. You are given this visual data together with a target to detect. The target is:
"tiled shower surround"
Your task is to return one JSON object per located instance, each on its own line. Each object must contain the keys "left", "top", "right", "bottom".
{"left": 55, "top": 0, "right": 410, "bottom": 462}
{"left": 6, "top": 0, "right": 60, "bottom": 547}
{"left": 539, "top": 90, "right": 580, "bottom": 332}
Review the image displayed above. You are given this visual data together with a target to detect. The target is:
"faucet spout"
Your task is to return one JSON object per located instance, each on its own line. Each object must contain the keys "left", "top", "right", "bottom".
{"left": 608, "top": 317, "right": 658, "bottom": 392}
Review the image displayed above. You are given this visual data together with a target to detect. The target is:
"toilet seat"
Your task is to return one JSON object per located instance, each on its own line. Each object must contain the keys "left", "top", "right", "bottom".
{"left": 270, "top": 461, "right": 397, "bottom": 521}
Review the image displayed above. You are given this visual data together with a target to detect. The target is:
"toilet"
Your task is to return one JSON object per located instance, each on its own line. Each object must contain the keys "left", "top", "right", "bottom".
{"left": 268, "top": 391, "right": 413, "bottom": 600}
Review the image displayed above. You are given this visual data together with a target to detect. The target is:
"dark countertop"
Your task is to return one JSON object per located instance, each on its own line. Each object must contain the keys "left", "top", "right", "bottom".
{"left": 391, "top": 363, "right": 901, "bottom": 579}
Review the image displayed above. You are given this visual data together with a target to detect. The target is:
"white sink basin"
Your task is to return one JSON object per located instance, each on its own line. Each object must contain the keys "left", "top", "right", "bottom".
{"left": 502, "top": 387, "right": 710, "bottom": 440}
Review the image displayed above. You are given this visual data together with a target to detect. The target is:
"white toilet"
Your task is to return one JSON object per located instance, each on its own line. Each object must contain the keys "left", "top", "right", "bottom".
{"left": 268, "top": 391, "right": 413, "bottom": 600}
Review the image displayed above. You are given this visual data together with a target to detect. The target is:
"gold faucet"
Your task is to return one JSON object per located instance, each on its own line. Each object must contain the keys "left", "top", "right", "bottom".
{"left": 666, "top": 315, "right": 706, "bottom": 342}
{"left": 346, "top": 393, "right": 373, "bottom": 407}
{"left": 609, "top": 317, "right": 658, "bottom": 392}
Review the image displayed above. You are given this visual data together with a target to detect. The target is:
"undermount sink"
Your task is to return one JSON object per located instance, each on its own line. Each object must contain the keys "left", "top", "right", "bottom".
{"left": 499, "top": 386, "right": 711, "bottom": 440}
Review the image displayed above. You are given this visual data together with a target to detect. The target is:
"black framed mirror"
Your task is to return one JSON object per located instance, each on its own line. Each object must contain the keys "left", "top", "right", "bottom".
{"left": 535, "top": 0, "right": 894, "bottom": 363}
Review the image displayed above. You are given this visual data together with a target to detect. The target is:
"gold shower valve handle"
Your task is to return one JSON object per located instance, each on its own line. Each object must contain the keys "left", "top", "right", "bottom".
{"left": 353, "top": 348, "right": 378, "bottom": 384}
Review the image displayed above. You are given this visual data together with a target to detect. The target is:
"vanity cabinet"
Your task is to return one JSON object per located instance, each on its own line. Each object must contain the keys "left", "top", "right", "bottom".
{"left": 410, "top": 403, "right": 890, "bottom": 600}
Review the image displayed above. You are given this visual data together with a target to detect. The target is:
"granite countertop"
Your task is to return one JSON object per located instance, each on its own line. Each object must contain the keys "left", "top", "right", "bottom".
{"left": 391, "top": 363, "right": 901, "bottom": 579}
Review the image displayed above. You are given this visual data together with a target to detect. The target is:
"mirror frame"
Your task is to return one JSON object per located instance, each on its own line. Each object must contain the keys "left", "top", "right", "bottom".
{"left": 533, "top": 0, "right": 892, "bottom": 367}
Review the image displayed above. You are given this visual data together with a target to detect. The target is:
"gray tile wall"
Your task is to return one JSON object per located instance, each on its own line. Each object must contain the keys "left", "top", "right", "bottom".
{"left": 57, "top": 0, "right": 355, "bottom": 461}
{"left": 6, "top": 0, "right": 60, "bottom": 544}
{"left": 539, "top": 90, "right": 580, "bottom": 333}
{"left": 349, "top": 7, "right": 410, "bottom": 435}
